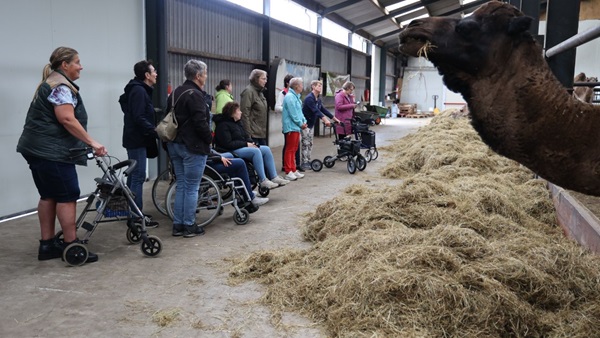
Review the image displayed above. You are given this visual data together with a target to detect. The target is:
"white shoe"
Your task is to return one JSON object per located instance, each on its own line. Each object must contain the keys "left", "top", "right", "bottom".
{"left": 294, "top": 170, "right": 305, "bottom": 179}
{"left": 271, "top": 176, "right": 290, "bottom": 186}
{"left": 285, "top": 172, "right": 298, "bottom": 181}
{"left": 260, "top": 179, "right": 279, "bottom": 189}
{"left": 251, "top": 196, "right": 269, "bottom": 207}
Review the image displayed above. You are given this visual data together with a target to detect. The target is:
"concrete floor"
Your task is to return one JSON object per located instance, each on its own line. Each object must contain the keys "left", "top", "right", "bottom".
{"left": 0, "top": 117, "right": 430, "bottom": 337}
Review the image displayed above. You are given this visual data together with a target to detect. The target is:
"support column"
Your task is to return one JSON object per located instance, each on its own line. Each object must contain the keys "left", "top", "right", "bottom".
{"left": 545, "top": 0, "right": 580, "bottom": 90}
{"left": 378, "top": 47, "right": 387, "bottom": 105}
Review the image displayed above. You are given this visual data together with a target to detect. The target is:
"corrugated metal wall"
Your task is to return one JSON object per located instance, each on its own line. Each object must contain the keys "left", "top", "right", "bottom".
{"left": 270, "top": 22, "right": 317, "bottom": 65}
{"left": 168, "top": 54, "right": 253, "bottom": 102}
{"left": 167, "top": 0, "right": 263, "bottom": 60}
{"left": 321, "top": 40, "right": 348, "bottom": 73}
{"left": 351, "top": 51, "right": 368, "bottom": 77}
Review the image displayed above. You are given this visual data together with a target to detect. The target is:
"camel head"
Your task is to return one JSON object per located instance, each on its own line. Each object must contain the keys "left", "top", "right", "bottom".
{"left": 399, "top": 1, "right": 534, "bottom": 95}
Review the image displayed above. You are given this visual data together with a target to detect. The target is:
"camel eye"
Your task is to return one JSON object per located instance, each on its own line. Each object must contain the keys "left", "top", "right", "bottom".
{"left": 455, "top": 19, "right": 480, "bottom": 38}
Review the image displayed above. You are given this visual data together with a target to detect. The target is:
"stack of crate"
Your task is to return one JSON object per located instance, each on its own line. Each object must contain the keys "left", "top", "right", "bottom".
{"left": 398, "top": 103, "right": 416, "bottom": 117}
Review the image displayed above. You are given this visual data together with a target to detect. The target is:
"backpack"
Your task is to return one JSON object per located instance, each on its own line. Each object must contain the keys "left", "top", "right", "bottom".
{"left": 156, "top": 89, "right": 194, "bottom": 142}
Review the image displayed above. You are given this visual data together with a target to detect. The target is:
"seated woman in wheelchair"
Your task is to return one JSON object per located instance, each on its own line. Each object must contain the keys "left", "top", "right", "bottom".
{"left": 213, "top": 102, "right": 290, "bottom": 189}
{"left": 208, "top": 150, "right": 268, "bottom": 210}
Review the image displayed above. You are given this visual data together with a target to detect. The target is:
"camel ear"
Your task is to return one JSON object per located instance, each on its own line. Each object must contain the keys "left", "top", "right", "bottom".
{"left": 508, "top": 16, "right": 532, "bottom": 35}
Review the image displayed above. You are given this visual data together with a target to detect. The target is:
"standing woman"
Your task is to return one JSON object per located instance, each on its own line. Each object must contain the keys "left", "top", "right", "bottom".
{"left": 166, "top": 60, "right": 212, "bottom": 238}
{"left": 17, "top": 46, "right": 107, "bottom": 263}
{"left": 240, "top": 69, "right": 269, "bottom": 145}
{"left": 334, "top": 81, "right": 357, "bottom": 139}
{"left": 281, "top": 77, "right": 307, "bottom": 180}
{"left": 214, "top": 79, "right": 233, "bottom": 115}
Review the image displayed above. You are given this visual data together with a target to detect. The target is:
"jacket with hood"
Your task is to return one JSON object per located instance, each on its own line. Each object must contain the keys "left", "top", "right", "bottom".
{"left": 213, "top": 113, "right": 252, "bottom": 152}
{"left": 239, "top": 82, "right": 268, "bottom": 139}
{"left": 119, "top": 79, "right": 157, "bottom": 149}
{"left": 214, "top": 89, "right": 233, "bottom": 114}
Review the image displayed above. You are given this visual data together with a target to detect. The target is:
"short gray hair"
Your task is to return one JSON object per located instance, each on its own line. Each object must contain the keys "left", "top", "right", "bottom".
{"left": 249, "top": 69, "right": 267, "bottom": 83}
{"left": 289, "top": 77, "right": 303, "bottom": 91}
{"left": 184, "top": 59, "right": 207, "bottom": 81}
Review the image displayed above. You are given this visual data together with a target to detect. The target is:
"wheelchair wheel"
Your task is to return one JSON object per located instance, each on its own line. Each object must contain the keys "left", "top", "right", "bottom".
{"left": 233, "top": 209, "right": 250, "bottom": 225}
{"left": 258, "top": 185, "right": 270, "bottom": 197}
{"left": 311, "top": 159, "right": 323, "bottom": 172}
{"left": 63, "top": 243, "right": 88, "bottom": 267}
{"left": 166, "top": 175, "right": 222, "bottom": 227}
{"left": 126, "top": 224, "right": 143, "bottom": 244}
{"left": 347, "top": 158, "right": 357, "bottom": 174}
{"left": 372, "top": 148, "right": 379, "bottom": 160}
{"left": 151, "top": 169, "right": 173, "bottom": 216}
{"left": 356, "top": 154, "right": 367, "bottom": 171}
{"left": 364, "top": 149, "right": 372, "bottom": 162}
{"left": 140, "top": 235, "right": 162, "bottom": 257}
{"left": 324, "top": 156, "right": 335, "bottom": 168}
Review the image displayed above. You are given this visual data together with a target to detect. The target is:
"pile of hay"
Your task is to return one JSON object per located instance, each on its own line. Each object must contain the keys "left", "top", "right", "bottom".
{"left": 230, "top": 112, "right": 600, "bottom": 337}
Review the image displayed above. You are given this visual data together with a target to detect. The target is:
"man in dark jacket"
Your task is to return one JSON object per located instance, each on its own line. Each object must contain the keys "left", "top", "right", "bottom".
{"left": 119, "top": 60, "right": 159, "bottom": 227}
{"left": 301, "top": 80, "right": 339, "bottom": 169}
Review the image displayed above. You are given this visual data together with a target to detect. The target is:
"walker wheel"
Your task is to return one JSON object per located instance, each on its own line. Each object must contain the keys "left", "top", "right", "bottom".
{"left": 347, "top": 158, "right": 357, "bottom": 174}
{"left": 357, "top": 154, "right": 367, "bottom": 171}
{"left": 311, "top": 159, "right": 323, "bottom": 172}
{"left": 372, "top": 149, "right": 379, "bottom": 160}
{"left": 63, "top": 243, "right": 88, "bottom": 267}
{"left": 364, "top": 149, "right": 372, "bottom": 162}
{"left": 324, "top": 156, "right": 335, "bottom": 168}
{"left": 258, "top": 185, "right": 270, "bottom": 197}
{"left": 233, "top": 209, "right": 250, "bottom": 225}
{"left": 126, "top": 225, "right": 143, "bottom": 244}
{"left": 141, "top": 235, "right": 162, "bottom": 257}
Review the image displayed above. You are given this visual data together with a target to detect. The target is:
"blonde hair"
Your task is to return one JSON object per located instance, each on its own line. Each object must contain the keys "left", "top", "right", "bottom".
{"left": 34, "top": 46, "right": 79, "bottom": 99}
{"left": 310, "top": 80, "right": 322, "bottom": 88}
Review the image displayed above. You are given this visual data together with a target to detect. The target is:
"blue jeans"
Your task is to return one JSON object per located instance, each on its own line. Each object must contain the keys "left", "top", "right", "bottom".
{"left": 126, "top": 147, "right": 146, "bottom": 215}
{"left": 232, "top": 146, "right": 277, "bottom": 182}
{"left": 167, "top": 142, "right": 207, "bottom": 226}
{"left": 210, "top": 156, "right": 255, "bottom": 201}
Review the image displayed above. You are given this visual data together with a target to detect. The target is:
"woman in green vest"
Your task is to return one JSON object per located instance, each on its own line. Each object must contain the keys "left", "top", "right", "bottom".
{"left": 17, "top": 47, "right": 108, "bottom": 264}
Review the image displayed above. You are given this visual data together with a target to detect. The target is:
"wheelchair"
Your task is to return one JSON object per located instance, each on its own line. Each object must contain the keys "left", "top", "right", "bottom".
{"left": 164, "top": 162, "right": 254, "bottom": 226}
{"left": 57, "top": 148, "right": 162, "bottom": 266}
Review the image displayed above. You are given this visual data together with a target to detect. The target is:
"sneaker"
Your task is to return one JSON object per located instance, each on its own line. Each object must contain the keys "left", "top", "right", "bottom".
{"left": 38, "top": 238, "right": 64, "bottom": 261}
{"left": 285, "top": 171, "right": 298, "bottom": 181}
{"left": 271, "top": 176, "right": 290, "bottom": 186}
{"left": 134, "top": 214, "right": 159, "bottom": 228}
{"left": 252, "top": 196, "right": 269, "bottom": 207}
{"left": 244, "top": 202, "right": 259, "bottom": 214}
{"left": 301, "top": 163, "right": 312, "bottom": 171}
{"left": 172, "top": 224, "right": 184, "bottom": 237}
{"left": 183, "top": 224, "right": 205, "bottom": 238}
{"left": 294, "top": 170, "right": 305, "bottom": 179}
{"left": 260, "top": 179, "right": 279, "bottom": 189}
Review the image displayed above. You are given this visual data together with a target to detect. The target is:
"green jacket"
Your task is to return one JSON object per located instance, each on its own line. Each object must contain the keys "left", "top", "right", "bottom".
{"left": 17, "top": 71, "right": 88, "bottom": 165}
{"left": 214, "top": 89, "right": 233, "bottom": 114}
{"left": 239, "top": 83, "right": 268, "bottom": 139}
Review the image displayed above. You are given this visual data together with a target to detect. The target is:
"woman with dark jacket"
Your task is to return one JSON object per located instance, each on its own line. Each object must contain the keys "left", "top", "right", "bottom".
{"left": 213, "top": 102, "right": 289, "bottom": 190}
{"left": 166, "top": 59, "right": 212, "bottom": 238}
{"left": 119, "top": 60, "right": 159, "bottom": 228}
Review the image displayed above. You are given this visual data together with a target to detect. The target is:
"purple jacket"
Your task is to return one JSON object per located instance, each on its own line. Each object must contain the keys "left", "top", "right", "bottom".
{"left": 334, "top": 89, "right": 355, "bottom": 135}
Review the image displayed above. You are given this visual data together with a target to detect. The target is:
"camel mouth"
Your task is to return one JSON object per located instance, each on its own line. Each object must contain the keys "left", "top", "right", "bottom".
{"left": 399, "top": 34, "right": 433, "bottom": 58}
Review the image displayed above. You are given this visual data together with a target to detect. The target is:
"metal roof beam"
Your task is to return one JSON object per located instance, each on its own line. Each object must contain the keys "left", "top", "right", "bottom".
{"left": 353, "top": 0, "right": 438, "bottom": 30}
{"left": 321, "top": 0, "right": 362, "bottom": 16}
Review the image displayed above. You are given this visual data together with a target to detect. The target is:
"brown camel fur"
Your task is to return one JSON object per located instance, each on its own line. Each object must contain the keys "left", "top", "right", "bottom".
{"left": 399, "top": 1, "right": 600, "bottom": 196}
{"left": 573, "top": 72, "right": 595, "bottom": 103}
